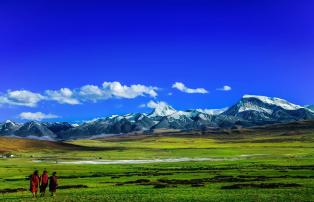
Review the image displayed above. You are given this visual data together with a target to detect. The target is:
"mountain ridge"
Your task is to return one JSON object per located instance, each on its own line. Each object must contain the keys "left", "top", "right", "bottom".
{"left": 1, "top": 95, "right": 313, "bottom": 140}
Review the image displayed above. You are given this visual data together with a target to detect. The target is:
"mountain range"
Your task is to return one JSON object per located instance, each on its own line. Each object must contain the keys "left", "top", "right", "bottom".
{"left": 1, "top": 95, "right": 314, "bottom": 140}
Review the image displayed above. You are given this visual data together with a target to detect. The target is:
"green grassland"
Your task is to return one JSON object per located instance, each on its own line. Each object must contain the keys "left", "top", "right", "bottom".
{"left": 0, "top": 128, "right": 313, "bottom": 202}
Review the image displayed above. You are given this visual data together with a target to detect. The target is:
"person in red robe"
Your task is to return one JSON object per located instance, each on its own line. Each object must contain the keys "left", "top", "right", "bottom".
{"left": 49, "top": 172, "right": 58, "bottom": 196}
{"left": 29, "top": 170, "right": 40, "bottom": 198}
{"left": 40, "top": 170, "right": 49, "bottom": 197}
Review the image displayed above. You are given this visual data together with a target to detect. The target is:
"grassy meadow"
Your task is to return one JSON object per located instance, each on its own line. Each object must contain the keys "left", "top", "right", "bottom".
{"left": 0, "top": 128, "right": 313, "bottom": 202}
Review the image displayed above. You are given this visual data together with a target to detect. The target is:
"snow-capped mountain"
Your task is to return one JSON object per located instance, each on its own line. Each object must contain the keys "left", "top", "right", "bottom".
{"left": 241, "top": 95, "right": 303, "bottom": 111}
{"left": 148, "top": 103, "right": 177, "bottom": 118}
{"left": 58, "top": 113, "right": 156, "bottom": 139}
{"left": 223, "top": 95, "right": 314, "bottom": 123}
{"left": 195, "top": 108, "right": 227, "bottom": 116}
{"left": 152, "top": 111, "right": 195, "bottom": 129}
{"left": 0, "top": 120, "right": 21, "bottom": 135}
{"left": 14, "top": 121, "right": 56, "bottom": 139}
{"left": 1, "top": 95, "right": 313, "bottom": 140}
{"left": 152, "top": 109, "right": 219, "bottom": 130}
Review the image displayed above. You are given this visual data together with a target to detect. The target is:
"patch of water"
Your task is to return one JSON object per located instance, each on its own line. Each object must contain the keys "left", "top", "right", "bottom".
{"left": 58, "top": 157, "right": 241, "bottom": 164}
{"left": 32, "top": 154, "right": 267, "bottom": 165}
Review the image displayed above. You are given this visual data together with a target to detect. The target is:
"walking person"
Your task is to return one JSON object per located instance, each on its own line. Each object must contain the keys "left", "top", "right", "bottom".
{"left": 49, "top": 172, "right": 58, "bottom": 197}
{"left": 29, "top": 170, "right": 40, "bottom": 198}
{"left": 40, "top": 170, "right": 49, "bottom": 197}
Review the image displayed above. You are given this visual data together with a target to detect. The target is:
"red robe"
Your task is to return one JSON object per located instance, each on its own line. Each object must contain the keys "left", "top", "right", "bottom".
{"left": 49, "top": 176, "right": 58, "bottom": 192}
{"left": 40, "top": 174, "right": 49, "bottom": 192}
{"left": 29, "top": 174, "right": 40, "bottom": 193}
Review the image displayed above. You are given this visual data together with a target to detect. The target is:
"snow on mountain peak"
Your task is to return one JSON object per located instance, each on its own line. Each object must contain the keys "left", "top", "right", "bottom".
{"left": 71, "top": 123, "right": 79, "bottom": 127}
{"left": 108, "top": 115, "right": 119, "bottom": 119}
{"left": 167, "top": 111, "right": 192, "bottom": 119}
{"left": 4, "top": 120, "right": 18, "bottom": 126}
{"left": 148, "top": 102, "right": 177, "bottom": 117}
{"left": 242, "top": 95, "right": 303, "bottom": 111}
{"left": 196, "top": 108, "right": 227, "bottom": 115}
{"left": 165, "top": 108, "right": 227, "bottom": 120}
{"left": 5, "top": 120, "right": 14, "bottom": 124}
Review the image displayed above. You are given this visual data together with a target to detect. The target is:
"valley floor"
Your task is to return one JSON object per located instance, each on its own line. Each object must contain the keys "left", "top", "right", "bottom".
{"left": 0, "top": 129, "right": 313, "bottom": 202}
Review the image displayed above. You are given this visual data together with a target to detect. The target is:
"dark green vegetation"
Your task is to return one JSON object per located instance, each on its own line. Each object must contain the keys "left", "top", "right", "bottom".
{"left": 0, "top": 121, "right": 313, "bottom": 202}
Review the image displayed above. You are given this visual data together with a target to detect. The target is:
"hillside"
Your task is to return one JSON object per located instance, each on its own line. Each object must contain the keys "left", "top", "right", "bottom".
{"left": 0, "top": 137, "right": 102, "bottom": 153}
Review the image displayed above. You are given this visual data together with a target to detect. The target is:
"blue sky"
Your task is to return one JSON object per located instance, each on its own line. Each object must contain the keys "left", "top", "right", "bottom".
{"left": 0, "top": 0, "right": 313, "bottom": 122}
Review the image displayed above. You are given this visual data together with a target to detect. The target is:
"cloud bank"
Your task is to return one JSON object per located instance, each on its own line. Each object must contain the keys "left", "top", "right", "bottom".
{"left": 172, "top": 82, "right": 208, "bottom": 94}
{"left": 102, "top": 82, "right": 158, "bottom": 99}
{"left": 19, "top": 112, "right": 59, "bottom": 121}
{"left": 46, "top": 88, "right": 81, "bottom": 105}
{"left": 0, "top": 90, "right": 45, "bottom": 107}
{"left": 140, "top": 100, "right": 170, "bottom": 109}
{"left": 0, "top": 81, "right": 159, "bottom": 107}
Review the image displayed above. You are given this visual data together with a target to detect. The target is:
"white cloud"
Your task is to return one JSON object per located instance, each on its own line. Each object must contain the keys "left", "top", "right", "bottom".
{"left": 0, "top": 90, "right": 45, "bottom": 107}
{"left": 146, "top": 100, "right": 159, "bottom": 108}
{"left": 217, "top": 85, "right": 232, "bottom": 91}
{"left": 172, "top": 82, "right": 208, "bottom": 94}
{"left": 19, "top": 112, "right": 59, "bottom": 121}
{"left": 79, "top": 85, "right": 104, "bottom": 96}
{"left": 0, "top": 81, "right": 159, "bottom": 107}
{"left": 138, "top": 103, "right": 147, "bottom": 108}
{"left": 139, "top": 100, "right": 168, "bottom": 109}
{"left": 45, "top": 82, "right": 157, "bottom": 104}
{"left": 78, "top": 85, "right": 110, "bottom": 102}
{"left": 102, "top": 81, "right": 158, "bottom": 99}
{"left": 45, "top": 88, "right": 81, "bottom": 105}
{"left": 146, "top": 100, "right": 169, "bottom": 109}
